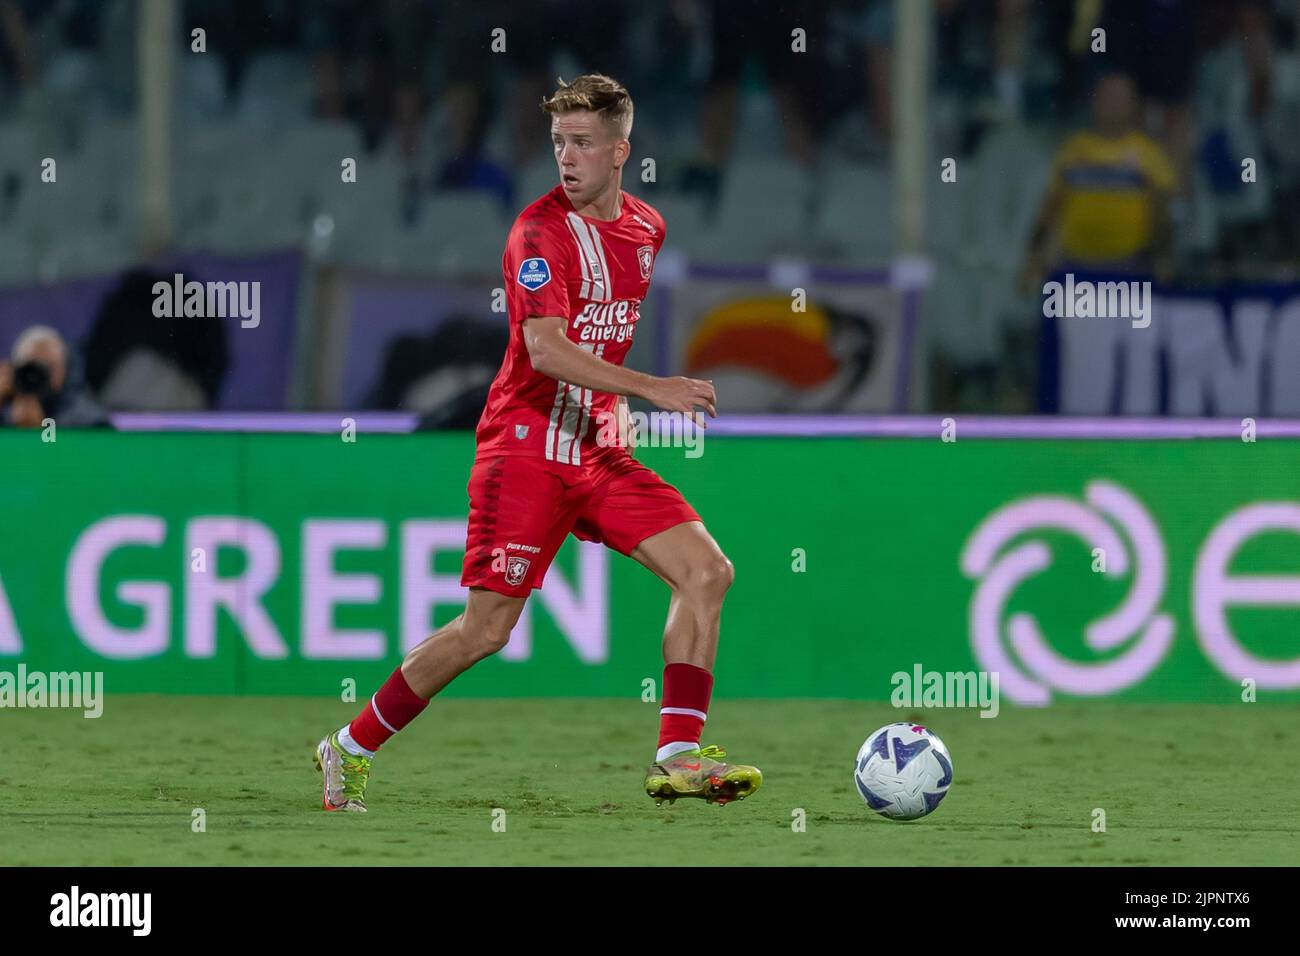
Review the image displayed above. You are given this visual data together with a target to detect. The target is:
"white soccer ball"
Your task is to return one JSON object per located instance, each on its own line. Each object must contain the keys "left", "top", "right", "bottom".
{"left": 853, "top": 722, "right": 953, "bottom": 820}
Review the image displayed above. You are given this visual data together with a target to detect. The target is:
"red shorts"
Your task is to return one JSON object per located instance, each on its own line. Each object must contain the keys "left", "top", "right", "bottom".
{"left": 461, "top": 447, "right": 701, "bottom": 596}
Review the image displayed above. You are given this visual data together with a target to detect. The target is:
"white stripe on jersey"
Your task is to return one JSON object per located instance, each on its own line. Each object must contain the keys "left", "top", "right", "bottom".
{"left": 554, "top": 381, "right": 585, "bottom": 465}
{"left": 546, "top": 343, "right": 606, "bottom": 466}
{"left": 544, "top": 379, "right": 568, "bottom": 463}
{"left": 564, "top": 214, "right": 593, "bottom": 300}
{"left": 588, "top": 226, "right": 613, "bottom": 302}
{"left": 565, "top": 212, "right": 610, "bottom": 302}
{"left": 567, "top": 343, "right": 607, "bottom": 464}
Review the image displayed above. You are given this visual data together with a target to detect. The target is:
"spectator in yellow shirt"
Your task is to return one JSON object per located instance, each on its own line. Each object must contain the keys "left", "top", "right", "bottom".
{"left": 1020, "top": 72, "right": 1176, "bottom": 291}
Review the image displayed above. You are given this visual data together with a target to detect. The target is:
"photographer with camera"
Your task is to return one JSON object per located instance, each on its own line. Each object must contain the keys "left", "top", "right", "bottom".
{"left": 0, "top": 325, "right": 107, "bottom": 428}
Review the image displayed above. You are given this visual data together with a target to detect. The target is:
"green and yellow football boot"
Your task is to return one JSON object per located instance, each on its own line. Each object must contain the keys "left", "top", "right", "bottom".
{"left": 644, "top": 745, "right": 762, "bottom": 806}
{"left": 314, "top": 731, "right": 372, "bottom": 813}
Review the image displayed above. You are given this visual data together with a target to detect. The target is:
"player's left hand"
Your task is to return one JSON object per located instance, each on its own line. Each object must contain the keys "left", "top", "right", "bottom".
{"left": 644, "top": 375, "right": 716, "bottom": 426}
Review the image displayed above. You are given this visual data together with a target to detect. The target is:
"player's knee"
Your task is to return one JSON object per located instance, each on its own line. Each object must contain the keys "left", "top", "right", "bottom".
{"left": 463, "top": 590, "right": 524, "bottom": 659}
{"left": 465, "top": 610, "right": 518, "bottom": 659}
{"left": 686, "top": 554, "right": 734, "bottom": 599}
{"left": 472, "top": 624, "right": 514, "bottom": 659}
{"left": 717, "top": 555, "right": 736, "bottom": 593}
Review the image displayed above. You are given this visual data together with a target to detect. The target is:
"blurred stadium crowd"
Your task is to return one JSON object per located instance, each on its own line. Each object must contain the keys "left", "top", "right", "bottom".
{"left": 1, "top": 0, "right": 1298, "bottom": 422}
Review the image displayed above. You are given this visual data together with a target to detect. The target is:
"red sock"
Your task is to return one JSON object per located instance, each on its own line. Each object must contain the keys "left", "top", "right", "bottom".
{"left": 348, "top": 667, "right": 429, "bottom": 753}
{"left": 658, "top": 662, "right": 714, "bottom": 748}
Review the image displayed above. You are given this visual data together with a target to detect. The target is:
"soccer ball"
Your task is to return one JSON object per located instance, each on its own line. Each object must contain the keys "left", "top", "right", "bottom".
{"left": 853, "top": 722, "right": 953, "bottom": 820}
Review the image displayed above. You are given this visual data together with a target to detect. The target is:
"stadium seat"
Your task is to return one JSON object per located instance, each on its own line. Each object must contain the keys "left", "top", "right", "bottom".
{"left": 517, "top": 159, "right": 562, "bottom": 212}
{"left": 0, "top": 120, "right": 40, "bottom": 172}
{"left": 259, "top": 121, "right": 368, "bottom": 251}
{"left": 0, "top": 232, "right": 36, "bottom": 286}
{"left": 714, "top": 158, "right": 815, "bottom": 259}
{"left": 182, "top": 122, "right": 373, "bottom": 254}
{"left": 79, "top": 120, "right": 140, "bottom": 234}
{"left": 277, "top": 121, "right": 365, "bottom": 175}
{"left": 33, "top": 228, "right": 136, "bottom": 282}
{"left": 646, "top": 195, "right": 706, "bottom": 257}
{"left": 177, "top": 52, "right": 229, "bottom": 121}
{"left": 1269, "top": 54, "right": 1300, "bottom": 190}
{"left": 420, "top": 193, "right": 510, "bottom": 274}
{"left": 202, "top": 144, "right": 304, "bottom": 253}
{"left": 175, "top": 121, "right": 261, "bottom": 249}
{"left": 236, "top": 53, "right": 314, "bottom": 129}
{"left": 35, "top": 49, "right": 108, "bottom": 121}
{"left": 967, "top": 125, "right": 1053, "bottom": 264}
{"left": 322, "top": 154, "right": 405, "bottom": 267}
{"left": 813, "top": 163, "right": 894, "bottom": 265}
{"left": 0, "top": 121, "right": 41, "bottom": 252}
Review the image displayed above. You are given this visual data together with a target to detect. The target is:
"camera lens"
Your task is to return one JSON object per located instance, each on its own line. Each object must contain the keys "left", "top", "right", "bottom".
{"left": 13, "top": 360, "right": 51, "bottom": 396}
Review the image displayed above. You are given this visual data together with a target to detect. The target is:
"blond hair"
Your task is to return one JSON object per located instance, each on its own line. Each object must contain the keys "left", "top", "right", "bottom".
{"left": 541, "top": 74, "right": 633, "bottom": 139}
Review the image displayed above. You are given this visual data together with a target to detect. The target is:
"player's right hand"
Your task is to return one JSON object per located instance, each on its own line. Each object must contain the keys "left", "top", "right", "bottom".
{"left": 0, "top": 360, "right": 12, "bottom": 403}
{"left": 646, "top": 376, "right": 717, "bottom": 426}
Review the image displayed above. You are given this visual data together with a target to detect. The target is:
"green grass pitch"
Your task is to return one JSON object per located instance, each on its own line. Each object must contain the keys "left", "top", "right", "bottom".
{"left": 2, "top": 696, "right": 1295, "bottom": 866}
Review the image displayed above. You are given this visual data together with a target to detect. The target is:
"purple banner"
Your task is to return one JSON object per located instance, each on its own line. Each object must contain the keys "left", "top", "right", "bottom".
{"left": 0, "top": 250, "right": 302, "bottom": 410}
{"left": 337, "top": 278, "right": 500, "bottom": 408}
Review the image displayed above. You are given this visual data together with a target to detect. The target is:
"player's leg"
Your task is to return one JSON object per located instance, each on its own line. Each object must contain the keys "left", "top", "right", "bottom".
{"left": 314, "top": 589, "right": 526, "bottom": 813}
{"left": 628, "top": 520, "right": 733, "bottom": 672}
{"left": 631, "top": 522, "right": 760, "bottom": 805}
{"left": 400, "top": 587, "right": 525, "bottom": 698}
{"left": 315, "top": 455, "right": 575, "bottom": 812}
{"left": 573, "top": 451, "right": 760, "bottom": 804}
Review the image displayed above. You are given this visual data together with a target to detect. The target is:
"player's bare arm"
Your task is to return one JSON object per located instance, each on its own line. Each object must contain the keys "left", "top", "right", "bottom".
{"left": 523, "top": 314, "right": 717, "bottom": 421}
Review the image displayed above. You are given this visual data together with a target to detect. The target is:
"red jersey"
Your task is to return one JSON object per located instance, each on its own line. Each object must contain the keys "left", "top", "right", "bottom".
{"left": 475, "top": 185, "right": 665, "bottom": 466}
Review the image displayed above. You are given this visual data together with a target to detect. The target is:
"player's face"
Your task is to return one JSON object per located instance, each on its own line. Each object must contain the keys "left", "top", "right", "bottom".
{"left": 551, "top": 112, "right": 624, "bottom": 204}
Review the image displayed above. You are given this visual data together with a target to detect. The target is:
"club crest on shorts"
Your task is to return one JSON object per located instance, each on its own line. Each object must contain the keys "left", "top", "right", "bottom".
{"left": 637, "top": 245, "right": 654, "bottom": 280}
{"left": 517, "top": 257, "right": 551, "bottom": 291}
{"left": 504, "top": 555, "right": 531, "bottom": 587}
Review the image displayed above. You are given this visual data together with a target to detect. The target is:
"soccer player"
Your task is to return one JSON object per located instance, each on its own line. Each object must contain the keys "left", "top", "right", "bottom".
{"left": 315, "top": 74, "right": 761, "bottom": 812}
